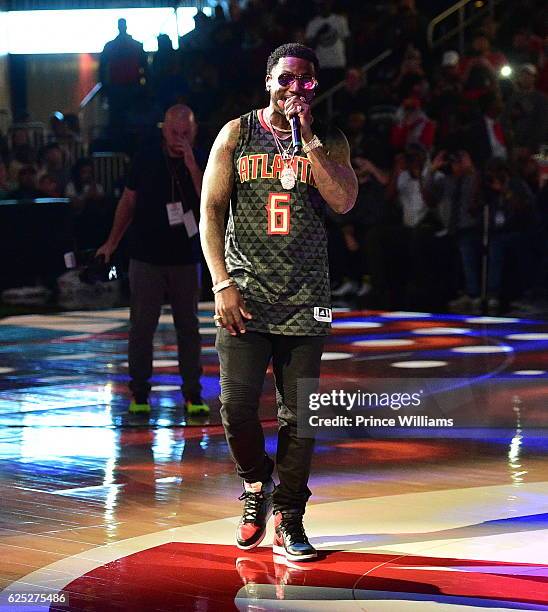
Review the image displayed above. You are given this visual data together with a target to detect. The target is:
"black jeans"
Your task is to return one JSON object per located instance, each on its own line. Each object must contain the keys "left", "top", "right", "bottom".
{"left": 216, "top": 329, "right": 324, "bottom": 512}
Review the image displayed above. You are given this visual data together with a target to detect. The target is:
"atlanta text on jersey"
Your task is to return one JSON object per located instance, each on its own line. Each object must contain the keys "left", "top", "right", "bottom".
{"left": 238, "top": 153, "right": 317, "bottom": 187}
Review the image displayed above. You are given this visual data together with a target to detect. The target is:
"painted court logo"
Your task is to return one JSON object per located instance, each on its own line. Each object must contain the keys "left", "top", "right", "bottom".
{"left": 314, "top": 307, "right": 332, "bottom": 323}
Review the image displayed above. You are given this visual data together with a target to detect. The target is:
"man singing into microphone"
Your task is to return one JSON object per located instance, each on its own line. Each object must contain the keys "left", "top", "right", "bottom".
{"left": 200, "top": 43, "right": 357, "bottom": 561}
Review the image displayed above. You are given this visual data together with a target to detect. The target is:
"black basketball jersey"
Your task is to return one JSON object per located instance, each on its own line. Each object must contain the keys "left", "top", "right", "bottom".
{"left": 225, "top": 109, "right": 332, "bottom": 335}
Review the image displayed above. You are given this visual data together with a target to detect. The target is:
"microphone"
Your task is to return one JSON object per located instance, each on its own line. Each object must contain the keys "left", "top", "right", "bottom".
{"left": 290, "top": 115, "right": 302, "bottom": 152}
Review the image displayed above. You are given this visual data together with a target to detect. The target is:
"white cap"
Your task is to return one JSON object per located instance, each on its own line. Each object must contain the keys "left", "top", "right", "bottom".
{"left": 442, "top": 51, "right": 459, "bottom": 67}
{"left": 520, "top": 63, "right": 537, "bottom": 76}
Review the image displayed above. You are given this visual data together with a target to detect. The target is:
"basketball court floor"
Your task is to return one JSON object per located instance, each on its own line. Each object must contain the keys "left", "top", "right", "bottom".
{"left": 1, "top": 304, "right": 547, "bottom": 611}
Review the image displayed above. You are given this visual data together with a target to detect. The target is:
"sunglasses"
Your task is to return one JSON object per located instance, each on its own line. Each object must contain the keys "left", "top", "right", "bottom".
{"left": 276, "top": 73, "right": 318, "bottom": 90}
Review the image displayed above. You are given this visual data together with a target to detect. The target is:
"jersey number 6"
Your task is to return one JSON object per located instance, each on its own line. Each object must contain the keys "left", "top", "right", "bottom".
{"left": 266, "top": 192, "right": 291, "bottom": 235}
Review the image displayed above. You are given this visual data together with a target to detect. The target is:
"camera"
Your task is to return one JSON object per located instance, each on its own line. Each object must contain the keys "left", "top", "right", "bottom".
{"left": 64, "top": 249, "right": 118, "bottom": 285}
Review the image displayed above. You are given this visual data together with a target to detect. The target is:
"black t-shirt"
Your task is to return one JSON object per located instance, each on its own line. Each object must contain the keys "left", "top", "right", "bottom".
{"left": 126, "top": 138, "right": 201, "bottom": 265}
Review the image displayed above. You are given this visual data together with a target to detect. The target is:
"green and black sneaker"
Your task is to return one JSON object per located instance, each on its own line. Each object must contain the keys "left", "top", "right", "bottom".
{"left": 184, "top": 397, "right": 210, "bottom": 416}
{"left": 129, "top": 396, "right": 151, "bottom": 414}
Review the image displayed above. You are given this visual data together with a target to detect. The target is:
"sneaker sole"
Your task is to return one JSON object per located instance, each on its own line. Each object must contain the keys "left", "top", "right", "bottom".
{"left": 272, "top": 544, "right": 318, "bottom": 561}
{"left": 272, "top": 553, "right": 314, "bottom": 569}
{"left": 236, "top": 508, "right": 272, "bottom": 550}
{"left": 128, "top": 406, "right": 151, "bottom": 414}
{"left": 236, "top": 529, "right": 267, "bottom": 550}
{"left": 186, "top": 407, "right": 210, "bottom": 415}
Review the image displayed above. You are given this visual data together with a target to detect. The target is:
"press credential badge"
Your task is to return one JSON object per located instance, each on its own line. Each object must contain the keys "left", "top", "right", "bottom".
{"left": 166, "top": 201, "right": 185, "bottom": 227}
{"left": 183, "top": 210, "right": 198, "bottom": 238}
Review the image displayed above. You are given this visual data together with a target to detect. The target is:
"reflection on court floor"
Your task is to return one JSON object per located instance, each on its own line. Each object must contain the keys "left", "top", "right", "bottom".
{"left": 1, "top": 306, "right": 547, "bottom": 610}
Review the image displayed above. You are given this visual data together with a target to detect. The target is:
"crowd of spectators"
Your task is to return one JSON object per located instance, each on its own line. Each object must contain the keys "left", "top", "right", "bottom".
{"left": 323, "top": 0, "right": 547, "bottom": 314}
{"left": 0, "top": 112, "right": 115, "bottom": 292}
{"left": 1, "top": 0, "right": 547, "bottom": 314}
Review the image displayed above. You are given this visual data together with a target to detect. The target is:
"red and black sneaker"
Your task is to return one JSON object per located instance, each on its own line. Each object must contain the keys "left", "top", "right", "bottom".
{"left": 236, "top": 479, "right": 274, "bottom": 550}
{"left": 272, "top": 509, "right": 317, "bottom": 562}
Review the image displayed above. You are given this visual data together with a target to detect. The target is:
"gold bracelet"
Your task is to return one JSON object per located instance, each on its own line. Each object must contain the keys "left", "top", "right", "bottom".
{"left": 302, "top": 135, "right": 323, "bottom": 154}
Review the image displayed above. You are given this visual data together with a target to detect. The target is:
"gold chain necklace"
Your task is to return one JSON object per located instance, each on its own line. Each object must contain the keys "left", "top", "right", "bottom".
{"left": 264, "top": 111, "right": 297, "bottom": 190}
{"left": 266, "top": 109, "right": 292, "bottom": 134}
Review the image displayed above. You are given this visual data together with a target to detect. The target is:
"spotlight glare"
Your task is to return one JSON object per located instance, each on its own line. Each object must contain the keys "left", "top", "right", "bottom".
{"left": 4, "top": 7, "right": 212, "bottom": 54}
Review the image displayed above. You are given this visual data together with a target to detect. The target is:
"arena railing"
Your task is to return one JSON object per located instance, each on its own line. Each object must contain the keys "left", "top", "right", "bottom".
{"left": 78, "top": 82, "right": 106, "bottom": 149}
{"left": 6, "top": 120, "right": 87, "bottom": 168}
{"left": 79, "top": 83, "right": 129, "bottom": 198}
{"left": 427, "top": 0, "right": 506, "bottom": 53}
{"left": 92, "top": 151, "right": 129, "bottom": 198}
{"left": 9, "top": 121, "right": 47, "bottom": 150}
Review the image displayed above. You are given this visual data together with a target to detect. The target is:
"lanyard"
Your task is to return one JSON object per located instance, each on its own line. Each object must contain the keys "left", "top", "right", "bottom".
{"left": 163, "top": 148, "right": 188, "bottom": 210}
